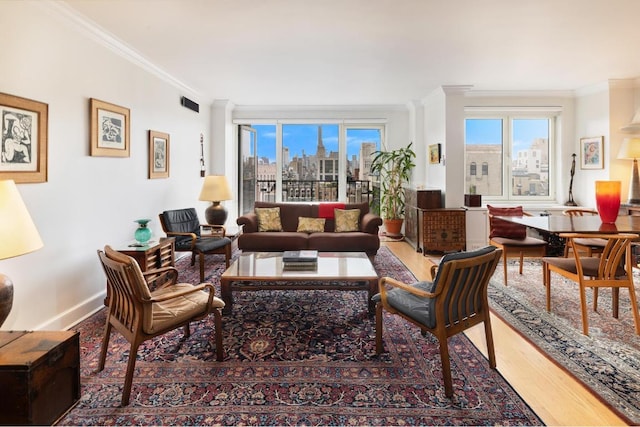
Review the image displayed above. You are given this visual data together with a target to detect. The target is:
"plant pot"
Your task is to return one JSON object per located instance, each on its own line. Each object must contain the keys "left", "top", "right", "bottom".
{"left": 384, "top": 219, "right": 404, "bottom": 236}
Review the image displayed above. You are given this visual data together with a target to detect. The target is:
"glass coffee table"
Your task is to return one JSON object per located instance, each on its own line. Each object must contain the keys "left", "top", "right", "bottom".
{"left": 220, "top": 252, "right": 379, "bottom": 315}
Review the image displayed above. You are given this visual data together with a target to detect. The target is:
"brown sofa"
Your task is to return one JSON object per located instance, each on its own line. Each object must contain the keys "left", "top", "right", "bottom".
{"left": 236, "top": 201, "right": 382, "bottom": 259}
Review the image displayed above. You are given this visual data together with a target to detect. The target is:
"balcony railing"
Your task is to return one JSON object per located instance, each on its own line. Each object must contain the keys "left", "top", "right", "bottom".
{"left": 254, "top": 179, "right": 375, "bottom": 204}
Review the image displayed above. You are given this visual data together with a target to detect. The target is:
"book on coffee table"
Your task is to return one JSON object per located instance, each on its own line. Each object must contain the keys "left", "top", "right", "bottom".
{"left": 283, "top": 261, "right": 318, "bottom": 271}
{"left": 282, "top": 250, "right": 318, "bottom": 263}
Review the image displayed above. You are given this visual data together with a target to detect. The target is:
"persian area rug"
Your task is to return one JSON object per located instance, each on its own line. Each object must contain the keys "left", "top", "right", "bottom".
{"left": 488, "top": 259, "right": 640, "bottom": 425}
{"left": 57, "top": 247, "right": 541, "bottom": 426}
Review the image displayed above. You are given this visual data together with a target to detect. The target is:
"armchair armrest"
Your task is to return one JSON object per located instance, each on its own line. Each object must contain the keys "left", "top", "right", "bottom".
{"left": 237, "top": 213, "right": 259, "bottom": 233}
{"left": 377, "top": 276, "right": 437, "bottom": 306}
{"left": 163, "top": 230, "right": 198, "bottom": 248}
{"left": 361, "top": 212, "right": 383, "bottom": 234}
{"left": 148, "top": 282, "right": 216, "bottom": 303}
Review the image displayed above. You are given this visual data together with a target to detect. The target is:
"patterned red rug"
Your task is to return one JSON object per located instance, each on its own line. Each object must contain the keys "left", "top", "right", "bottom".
{"left": 57, "top": 248, "right": 541, "bottom": 426}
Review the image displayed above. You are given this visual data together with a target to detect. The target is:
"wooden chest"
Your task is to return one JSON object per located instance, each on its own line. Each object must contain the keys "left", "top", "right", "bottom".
{"left": 403, "top": 188, "right": 442, "bottom": 251}
{"left": 0, "top": 330, "right": 80, "bottom": 425}
{"left": 422, "top": 209, "right": 466, "bottom": 253}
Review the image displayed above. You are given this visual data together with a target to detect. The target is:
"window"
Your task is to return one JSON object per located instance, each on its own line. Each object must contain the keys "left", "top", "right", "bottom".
{"left": 238, "top": 122, "right": 383, "bottom": 213}
{"left": 464, "top": 112, "right": 556, "bottom": 201}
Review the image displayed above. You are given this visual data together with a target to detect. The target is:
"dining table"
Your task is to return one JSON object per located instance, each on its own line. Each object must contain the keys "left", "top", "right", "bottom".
{"left": 494, "top": 214, "right": 640, "bottom": 257}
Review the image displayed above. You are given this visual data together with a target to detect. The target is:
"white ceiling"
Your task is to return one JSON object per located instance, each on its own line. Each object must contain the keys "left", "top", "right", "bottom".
{"left": 61, "top": 0, "right": 640, "bottom": 106}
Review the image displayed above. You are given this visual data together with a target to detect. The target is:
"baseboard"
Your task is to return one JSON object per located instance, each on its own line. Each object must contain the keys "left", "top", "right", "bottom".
{"left": 34, "top": 290, "right": 106, "bottom": 331}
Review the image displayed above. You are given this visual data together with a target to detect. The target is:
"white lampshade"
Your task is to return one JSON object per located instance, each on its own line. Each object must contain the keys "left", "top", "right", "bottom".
{"left": 198, "top": 175, "right": 232, "bottom": 202}
{"left": 617, "top": 138, "right": 640, "bottom": 160}
{"left": 0, "top": 180, "right": 43, "bottom": 260}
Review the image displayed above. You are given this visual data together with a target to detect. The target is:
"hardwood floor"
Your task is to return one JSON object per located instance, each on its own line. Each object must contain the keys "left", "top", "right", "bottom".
{"left": 382, "top": 241, "right": 627, "bottom": 426}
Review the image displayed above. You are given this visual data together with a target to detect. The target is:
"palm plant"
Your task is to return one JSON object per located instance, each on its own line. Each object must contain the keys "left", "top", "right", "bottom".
{"left": 370, "top": 142, "right": 416, "bottom": 222}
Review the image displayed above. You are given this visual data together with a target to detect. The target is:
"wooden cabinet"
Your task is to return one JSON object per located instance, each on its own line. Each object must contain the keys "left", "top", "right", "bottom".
{"left": 422, "top": 209, "right": 466, "bottom": 254}
{"left": 0, "top": 330, "right": 80, "bottom": 425}
{"left": 114, "top": 237, "right": 175, "bottom": 272}
{"left": 404, "top": 188, "right": 442, "bottom": 251}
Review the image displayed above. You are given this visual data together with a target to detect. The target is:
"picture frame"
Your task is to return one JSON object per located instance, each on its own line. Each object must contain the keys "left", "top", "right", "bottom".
{"left": 580, "top": 136, "right": 604, "bottom": 169}
{"left": 148, "top": 130, "right": 170, "bottom": 179}
{"left": 90, "top": 98, "right": 130, "bottom": 157}
{"left": 0, "top": 92, "right": 48, "bottom": 183}
{"left": 429, "top": 143, "right": 441, "bottom": 164}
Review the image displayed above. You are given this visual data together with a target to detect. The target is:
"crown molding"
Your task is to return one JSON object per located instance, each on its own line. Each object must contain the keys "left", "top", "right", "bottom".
{"left": 465, "top": 89, "right": 575, "bottom": 98}
{"left": 40, "top": 0, "right": 203, "bottom": 99}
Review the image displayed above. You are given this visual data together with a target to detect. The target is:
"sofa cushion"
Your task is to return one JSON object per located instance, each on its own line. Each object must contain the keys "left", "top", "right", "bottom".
{"left": 256, "top": 207, "right": 283, "bottom": 232}
{"left": 237, "top": 232, "right": 309, "bottom": 251}
{"left": 487, "top": 205, "right": 526, "bottom": 239}
{"left": 308, "top": 232, "right": 380, "bottom": 255}
{"left": 297, "top": 217, "right": 325, "bottom": 233}
{"left": 334, "top": 208, "right": 360, "bottom": 232}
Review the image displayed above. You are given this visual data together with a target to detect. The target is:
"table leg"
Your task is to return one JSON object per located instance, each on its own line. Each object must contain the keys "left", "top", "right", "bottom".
{"left": 220, "top": 278, "right": 233, "bottom": 315}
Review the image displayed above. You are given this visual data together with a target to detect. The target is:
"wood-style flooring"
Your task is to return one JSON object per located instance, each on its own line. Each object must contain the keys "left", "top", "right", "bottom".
{"left": 383, "top": 241, "right": 627, "bottom": 426}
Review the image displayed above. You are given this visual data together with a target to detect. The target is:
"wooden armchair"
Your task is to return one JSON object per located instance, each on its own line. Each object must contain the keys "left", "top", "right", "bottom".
{"left": 159, "top": 208, "right": 232, "bottom": 281}
{"left": 374, "top": 245, "right": 502, "bottom": 397}
{"left": 542, "top": 233, "right": 640, "bottom": 336}
{"left": 97, "top": 245, "right": 225, "bottom": 406}
{"left": 487, "top": 205, "right": 547, "bottom": 285}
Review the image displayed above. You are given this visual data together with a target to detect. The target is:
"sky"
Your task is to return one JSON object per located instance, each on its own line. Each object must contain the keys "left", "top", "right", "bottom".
{"left": 252, "top": 124, "right": 380, "bottom": 161}
{"left": 465, "top": 118, "right": 550, "bottom": 152}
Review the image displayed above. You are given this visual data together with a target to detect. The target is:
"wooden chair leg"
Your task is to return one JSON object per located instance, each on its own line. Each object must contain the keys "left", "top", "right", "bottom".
{"left": 518, "top": 251, "right": 524, "bottom": 275}
{"left": 483, "top": 315, "right": 496, "bottom": 369}
{"left": 183, "top": 323, "right": 191, "bottom": 338}
{"left": 224, "top": 243, "right": 231, "bottom": 268}
{"left": 544, "top": 263, "right": 551, "bottom": 312}
{"left": 121, "top": 341, "right": 141, "bottom": 406}
{"left": 213, "top": 309, "right": 224, "bottom": 361}
{"left": 98, "top": 321, "right": 112, "bottom": 372}
{"left": 199, "top": 252, "right": 205, "bottom": 282}
{"left": 437, "top": 336, "right": 453, "bottom": 397}
{"left": 190, "top": 252, "right": 196, "bottom": 266}
{"left": 375, "top": 303, "right": 384, "bottom": 354}
{"left": 627, "top": 285, "right": 640, "bottom": 335}
{"left": 578, "top": 283, "right": 590, "bottom": 336}
{"left": 612, "top": 287, "right": 620, "bottom": 319}
{"left": 502, "top": 250, "right": 508, "bottom": 286}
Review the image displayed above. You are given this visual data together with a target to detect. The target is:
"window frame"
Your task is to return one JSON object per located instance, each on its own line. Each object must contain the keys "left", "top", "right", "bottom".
{"left": 464, "top": 108, "right": 558, "bottom": 203}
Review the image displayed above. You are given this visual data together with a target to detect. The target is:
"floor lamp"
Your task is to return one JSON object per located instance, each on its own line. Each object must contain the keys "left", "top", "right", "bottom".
{"left": 198, "top": 175, "right": 233, "bottom": 225}
{"left": 0, "top": 180, "right": 43, "bottom": 327}
{"left": 617, "top": 138, "right": 640, "bottom": 204}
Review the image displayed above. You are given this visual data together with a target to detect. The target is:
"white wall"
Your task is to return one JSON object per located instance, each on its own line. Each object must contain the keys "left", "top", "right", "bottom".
{"left": 0, "top": 1, "right": 211, "bottom": 330}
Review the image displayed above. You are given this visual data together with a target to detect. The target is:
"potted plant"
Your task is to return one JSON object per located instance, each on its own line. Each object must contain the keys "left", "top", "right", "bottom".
{"left": 370, "top": 142, "right": 416, "bottom": 235}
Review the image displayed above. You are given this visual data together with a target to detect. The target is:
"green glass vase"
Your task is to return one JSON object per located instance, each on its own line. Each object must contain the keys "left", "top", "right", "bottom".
{"left": 134, "top": 219, "right": 152, "bottom": 244}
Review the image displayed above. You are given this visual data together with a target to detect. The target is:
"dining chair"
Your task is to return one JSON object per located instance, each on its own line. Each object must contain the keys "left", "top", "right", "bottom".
{"left": 374, "top": 245, "right": 502, "bottom": 397}
{"left": 97, "top": 245, "right": 225, "bottom": 405}
{"left": 159, "top": 208, "right": 232, "bottom": 282}
{"left": 487, "top": 205, "right": 547, "bottom": 286}
{"left": 542, "top": 232, "right": 640, "bottom": 336}
{"left": 562, "top": 209, "right": 607, "bottom": 257}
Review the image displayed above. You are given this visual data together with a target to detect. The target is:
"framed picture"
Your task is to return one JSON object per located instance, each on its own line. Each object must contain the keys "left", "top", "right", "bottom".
{"left": 429, "top": 143, "right": 441, "bottom": 164}
{"left": 90, "top": 98, "right": 130, "bottom": 157}
{"left": 580, "top": 136, "right": 604, "bottom": 169}
{"left": 148, "top": 130, "right": 170, "bottom": 179}
{"left": 0, "top": 92, "right": 48, "bottom": 183}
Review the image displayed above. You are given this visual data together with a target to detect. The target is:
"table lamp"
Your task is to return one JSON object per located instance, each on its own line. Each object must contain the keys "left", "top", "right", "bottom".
{"left": 198, "top": 175, "right": 232, "bottom": 225}
{"left": 617, "top": 138, "right": 640, "bottom": 204}
{"left": 0, "top": 180, "right": 43, "bottom": 327}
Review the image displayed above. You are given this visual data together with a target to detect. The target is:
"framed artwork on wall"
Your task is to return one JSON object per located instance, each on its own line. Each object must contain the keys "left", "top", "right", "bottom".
{"left": 148, "top": 130, "right": 170, "bottom": 179}
{"left": 90, "top": 98, "right": 130, "bottom": 157}
{"left": 429, "top": 143, "right": 441, "bottom": 164}
{"left": 0, "top": 92, "right": 48, "bottom": 183}
{"left": 580, "top": 136, "right": 604, "bottom": 169}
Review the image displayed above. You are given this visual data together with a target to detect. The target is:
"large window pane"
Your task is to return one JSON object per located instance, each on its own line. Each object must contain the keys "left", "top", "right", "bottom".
{"left": 512, "top": 118, "right": 549, "bottom": 197}
{"left": 465, "top": 119, "right": 503, "bottom": 196}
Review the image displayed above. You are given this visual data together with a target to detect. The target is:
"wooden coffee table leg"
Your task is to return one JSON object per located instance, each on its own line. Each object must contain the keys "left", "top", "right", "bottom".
{"left": 220, "top": 277, "right": 233, "bottom": 315}
{"left": 367, "top": 278, "right": 379, "bottom": 316}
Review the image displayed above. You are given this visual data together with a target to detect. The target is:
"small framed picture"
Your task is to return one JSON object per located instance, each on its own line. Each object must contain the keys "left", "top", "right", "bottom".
{"left": 0, "top": 92, "right": 48, "bottom": 183}
{"left": 580, "top": 136, "right": 604, "bottom": 169}
{"left": 148, "top": 130, "right": 170, "bottom": 179}
{"left": 90, "top": 98, "right": 130, "bottom": 157}
{"left": 429, "top": 143, "right": 441, "bottom": 164}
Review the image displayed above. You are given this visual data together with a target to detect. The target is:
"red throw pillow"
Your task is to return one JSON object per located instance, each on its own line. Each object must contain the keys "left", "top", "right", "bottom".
{"left": 318, "top": 202, "right": 345, "bottom": 219}
{"left": 487, "top": 205, "right": 526, "bottom": 239}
